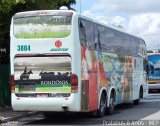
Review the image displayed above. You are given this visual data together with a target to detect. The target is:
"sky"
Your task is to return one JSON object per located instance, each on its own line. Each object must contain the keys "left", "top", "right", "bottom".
{"left": 72, "top": 0, "right": 160, "bottom": 51}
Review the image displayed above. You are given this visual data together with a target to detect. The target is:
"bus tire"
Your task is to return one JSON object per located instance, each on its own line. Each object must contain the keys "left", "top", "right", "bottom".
{"left": 106, "top": 92, "right": 115, "bottom": 115}
{"left": 96, "top": 93, "right": 106, "bottom": 118}
{"left": 140, "top": 86, "right": 143, "bottom": 98}
{"left": 133, "top": 99, "right": 139, "bottom": 105}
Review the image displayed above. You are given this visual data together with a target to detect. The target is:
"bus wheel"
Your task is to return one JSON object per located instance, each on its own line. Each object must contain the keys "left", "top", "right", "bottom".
{"left": 133, "top": 99, "right": 139, "bottom": 105}
{"left": 106, "top": 92, "right": 115, "bottom": 115}
{"left": 96, "top": 93, "right": 106, "bottom": 118}
{"left": 140, "top": 86, "right": 143, "bottom": 98}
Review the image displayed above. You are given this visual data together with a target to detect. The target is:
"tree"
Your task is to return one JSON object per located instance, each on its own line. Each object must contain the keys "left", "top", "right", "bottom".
{"left": 147, "top": 50, "right": 153, "bottom": 53}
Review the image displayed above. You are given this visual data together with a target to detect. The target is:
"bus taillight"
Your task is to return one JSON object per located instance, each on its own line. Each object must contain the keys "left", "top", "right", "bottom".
{"left": 71, "top": 74, "right": 78, "bottom": 93}
{"left": 10, "top": 75, "right": 15, "bottom": 93}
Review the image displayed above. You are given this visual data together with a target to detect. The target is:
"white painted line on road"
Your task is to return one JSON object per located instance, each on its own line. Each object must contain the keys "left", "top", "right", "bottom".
{"left": 141, "top": 99, "right": 160, "bottom": 102}
{"left": 140, "top": 111, "right": 160, "bottom": 120}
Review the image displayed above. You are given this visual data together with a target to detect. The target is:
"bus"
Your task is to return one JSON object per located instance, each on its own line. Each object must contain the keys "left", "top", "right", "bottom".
{"left": 148, "top": 53, "right": 160, "bottom": 91}
{"left": 10, "top": 7, "right": 148, "bottom": 117}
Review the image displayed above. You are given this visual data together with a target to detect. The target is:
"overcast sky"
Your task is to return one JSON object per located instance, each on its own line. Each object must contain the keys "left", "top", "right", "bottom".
{"left": 72, "top": 0, "right": 160, "bottom": 50}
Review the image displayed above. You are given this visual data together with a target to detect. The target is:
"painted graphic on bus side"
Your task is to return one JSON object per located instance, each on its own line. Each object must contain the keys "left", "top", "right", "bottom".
{"left": 81, "top": 47, "right": 132, "bottom": 107}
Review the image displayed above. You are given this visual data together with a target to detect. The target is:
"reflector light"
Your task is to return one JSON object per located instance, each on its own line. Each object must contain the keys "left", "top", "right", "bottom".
{"left": 10, "top": 75, "right": 15, "bottom": 93}
{"left": 70, "top": 74, "right": 78, "bottom": 93}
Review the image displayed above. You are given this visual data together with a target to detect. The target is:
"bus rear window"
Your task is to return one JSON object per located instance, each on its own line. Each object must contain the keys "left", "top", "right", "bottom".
{"left": 148, "top": 54, "right": 160, "bottom": 80}
{"left": 13, "top": 15, "right": 72, "bottom": 39}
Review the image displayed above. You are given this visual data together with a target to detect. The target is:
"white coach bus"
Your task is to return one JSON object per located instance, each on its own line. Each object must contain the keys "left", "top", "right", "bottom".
{"left": 10, "top": 7, "right": 148, "bottom": 117}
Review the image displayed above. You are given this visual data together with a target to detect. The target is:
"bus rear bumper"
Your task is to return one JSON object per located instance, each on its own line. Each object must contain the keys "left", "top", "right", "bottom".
{"left": 11, "top": 94, "right": 80, "bottom": 112}
{"left": 148, "top": 84, "right": 160, "bottom": 90}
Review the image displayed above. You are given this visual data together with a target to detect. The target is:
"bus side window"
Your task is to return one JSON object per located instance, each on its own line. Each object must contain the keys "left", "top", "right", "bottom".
{"left": 97, "top": 31, "right": 101, "bottom": 50}
{"left": 143, "top": 58, "right": 148, "bottom": 72}
{"left": 148, "top": 61, "right": 154, "bottom": 75}
{"left": 85, "top": 21, "right": 95, "bottom": 50}
{"left": 79, "top": 19, "right": 87, "bottom": 47}
{"left": 94, "top": 24, "right": 101, "bottom": 50}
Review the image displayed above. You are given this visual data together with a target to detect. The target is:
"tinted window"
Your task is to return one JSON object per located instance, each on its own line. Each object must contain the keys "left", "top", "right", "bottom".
{"left": 79, "top": 19, "right": 87, "bottom": 46}
{"left": 79, "top": 18, "right": 95, "bottom": 49}
{"left": 94, "top": 24, "right": 101, "bottom": 50}
{"left": 14, "top": 15, "right": 72, "bottom": 39}
{"left": 79, "top": 18, "right": 146, "bottom": 56}
{"left": 85, "top": 20, "right": 94, "bottom": 49}
{"left": 148, "top": 55, "right": 160, "bottom": 80}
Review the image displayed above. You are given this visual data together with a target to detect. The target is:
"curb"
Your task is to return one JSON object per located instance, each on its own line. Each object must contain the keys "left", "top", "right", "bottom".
{"left": 0, "top": 111, "right": 40, "bottom": 123}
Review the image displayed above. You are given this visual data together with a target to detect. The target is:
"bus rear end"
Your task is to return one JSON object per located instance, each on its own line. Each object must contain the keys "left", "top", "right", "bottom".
{"left": 148, "top": 53, "right": 160, "bottom": 91}
{"left": 10, "top": 10, "right": 81, "bottom": 112}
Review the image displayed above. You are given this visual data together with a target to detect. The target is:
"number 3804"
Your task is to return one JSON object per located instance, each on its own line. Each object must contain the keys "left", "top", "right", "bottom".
{"left": 17, "top": 45, "right": 31, "bottom": 51}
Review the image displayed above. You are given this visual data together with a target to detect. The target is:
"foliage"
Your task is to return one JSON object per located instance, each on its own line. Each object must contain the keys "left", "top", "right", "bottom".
{"left": 0, "top": 0, "right": 76, "bottom": 13}
{"left": 147, "top": 50, "right": 153, "bottom": 53}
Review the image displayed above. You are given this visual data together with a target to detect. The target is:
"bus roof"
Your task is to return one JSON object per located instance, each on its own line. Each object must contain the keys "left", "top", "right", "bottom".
{"left": 78, "top": 14, "right": 145, "bottom": 45}
{"left": 13, "top": 9, "right": 76, "bottom": 18}
{"left": 13, "top": 9, "right": 145, "bottom": 46}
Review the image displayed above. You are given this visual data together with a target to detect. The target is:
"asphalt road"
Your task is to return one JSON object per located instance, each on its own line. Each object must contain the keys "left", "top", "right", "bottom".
{"left": 6, "top": 92, "right": 160, "bottom": 125}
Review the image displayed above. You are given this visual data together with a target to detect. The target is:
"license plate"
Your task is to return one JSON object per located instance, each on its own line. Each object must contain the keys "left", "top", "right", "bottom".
{"left": 19, "top": 83, "right": 35, "bottom": 92}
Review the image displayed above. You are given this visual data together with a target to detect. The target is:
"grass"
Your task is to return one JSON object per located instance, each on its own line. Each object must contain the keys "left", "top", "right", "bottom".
{"left": 15, "top": 30, "right": 70, "bottom": 38}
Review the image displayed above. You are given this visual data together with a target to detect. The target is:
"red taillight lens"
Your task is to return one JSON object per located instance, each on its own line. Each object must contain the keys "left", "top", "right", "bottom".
{"left": 71, "top": 74, "right": 78, "bottom": 93}
{"left": 10, "top": 75, "right": 15, "bottom": 93}
{"left": 71, "top": 74, "right": 78, "bottom": 86}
